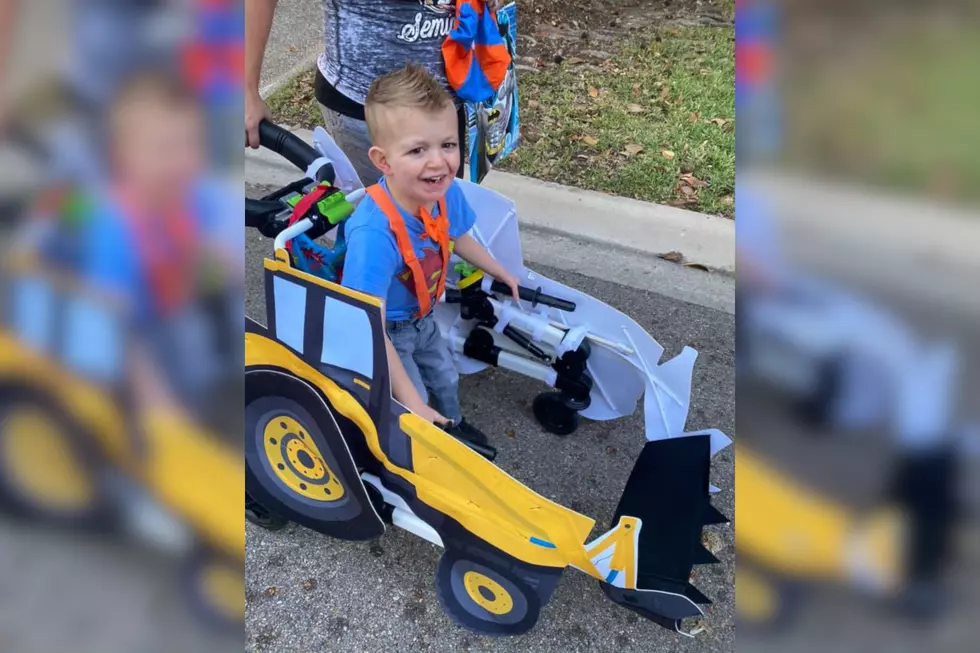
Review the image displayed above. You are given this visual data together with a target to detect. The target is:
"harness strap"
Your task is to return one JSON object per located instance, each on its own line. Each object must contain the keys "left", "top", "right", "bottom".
{"left": 117, "top": 189, "right": 197, "bottom": 317}
{"left": 284, "top": 183, "right": 332, "bottom": 258}
{"left": 365, "top": 184, "right": 449, "bottom": 318}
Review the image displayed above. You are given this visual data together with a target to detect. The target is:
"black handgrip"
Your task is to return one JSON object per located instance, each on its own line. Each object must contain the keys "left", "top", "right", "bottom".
{"left": 258, "top": 120, "right": 320, "bottom": 171}
{"left": 490, "top": 280, "right": 577, "bottom": 312}
{"left": 245, "top": 198, "right": 332, "bottom": 241}
{"left": 245, "top": 198, "right": 283, "bottom": 226}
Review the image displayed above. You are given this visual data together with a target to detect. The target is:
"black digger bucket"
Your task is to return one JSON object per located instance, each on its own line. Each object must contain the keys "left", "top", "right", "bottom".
{"left": 600, "top": 433, "right": 729, "bottom": 633}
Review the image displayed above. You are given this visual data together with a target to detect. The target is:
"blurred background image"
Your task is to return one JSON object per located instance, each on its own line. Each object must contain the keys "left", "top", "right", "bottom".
{"left": 0, "top": 1, "right": 244, "bottom": 651}
{"left": 736, "top": 1, "right": 979, "bottom": 652}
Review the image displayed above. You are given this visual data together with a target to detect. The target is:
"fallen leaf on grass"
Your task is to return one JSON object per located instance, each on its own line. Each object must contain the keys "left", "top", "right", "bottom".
{"left": 588, "top": 87, "right": 600, "bottom": 98}
{"left": 679, "top": 173, "right": 708, "bottom": 188}
{"left": 661, "top": 149, "right": 675, "bottom": 160}
{"left": 626, "top": 103, "right": 646, "bottom": 113}
{"left": 582, "top": 136, "right": 599, "bottom": 146}
{"left": 632, "top": 83, "right": 641, "bottom": 97}
{"left": 679, "top": 185, "right": 695, "bottom": 197}
{"left": 528, "top": 99, "right": 540, "bottom": 109}
{"left": 709, "top": 117, "right": 728, "bottom": 127}
{"left": 623, "top": 143, "right": 644, "bottom": 156}
{"left": 658, "top": 251, "right": 684, "bottom": 263}
{"left": 565, "top": 56, "right": 586, "bottom": 65}
{"left": 689, "top": 111, "right": 700, "bottom": 123}
{"left": 721, "top": 195, "right": 734, "bottom": 206}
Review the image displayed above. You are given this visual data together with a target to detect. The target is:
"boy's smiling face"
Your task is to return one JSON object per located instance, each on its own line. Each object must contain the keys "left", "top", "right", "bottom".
{"left": 367, "top": 104, "right": 460, "bottom": 214}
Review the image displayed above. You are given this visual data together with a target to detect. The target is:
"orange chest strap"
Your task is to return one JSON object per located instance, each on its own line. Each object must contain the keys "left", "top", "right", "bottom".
{"left": 366, "top": 184, "right": 450, "bottom": 318}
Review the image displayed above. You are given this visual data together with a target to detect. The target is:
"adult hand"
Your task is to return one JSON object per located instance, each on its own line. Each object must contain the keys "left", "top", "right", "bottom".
{"left": 245, "top": 90, "right": 272, "bottom": 149}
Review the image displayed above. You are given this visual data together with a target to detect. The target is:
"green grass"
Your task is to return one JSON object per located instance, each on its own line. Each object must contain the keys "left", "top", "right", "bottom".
{"left": 783, "top": 26, "right": 980, "bottom": 205}
{"left": 499, "top": 26, "right": 735, "bottom": 217}
{"left": 266, "top": 69, "right": 322, "bottom": 129}
{"left": 265, "top": 24, "right": 735, "bottom": 217}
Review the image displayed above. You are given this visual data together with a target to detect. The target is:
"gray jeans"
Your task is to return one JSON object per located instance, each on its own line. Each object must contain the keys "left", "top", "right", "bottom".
{"left": 318, "top": 104, "right": 382, "bottom": 188}
{"left": 387, "top": 313, "right": 462, "bottom": 424}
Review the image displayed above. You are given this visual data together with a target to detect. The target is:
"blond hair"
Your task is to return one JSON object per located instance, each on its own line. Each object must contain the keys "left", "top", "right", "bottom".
{"left": 109, "top": 70, "right": 200, "bottom": 135}
{"left": 364, "top": 63, "right": 455, "bottom": 143}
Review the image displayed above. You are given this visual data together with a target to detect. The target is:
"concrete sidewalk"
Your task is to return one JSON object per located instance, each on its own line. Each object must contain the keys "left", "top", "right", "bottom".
{"left": 259, "top": 0, "right": 323, "bottom": 97}
{"left": 244, "top": 128, "right": 738, "bottom": 275}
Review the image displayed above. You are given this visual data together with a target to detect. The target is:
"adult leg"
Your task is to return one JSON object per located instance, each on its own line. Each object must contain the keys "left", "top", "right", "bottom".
{"left": 318, "top": 104, "right": 381, "bottom": 188}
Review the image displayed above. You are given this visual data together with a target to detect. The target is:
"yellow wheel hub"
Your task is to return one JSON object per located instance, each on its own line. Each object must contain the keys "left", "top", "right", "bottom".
{"left": 263, "top": 415, "right": 344, "bottom": 502}
{"left": 463, "top": 571, "right": 514, "bottom": 616}
{"left": 0, "top": 406, "right": 95, "bottom": 512}
{"left": 199, "top": 560, "right": 244, "bottom": 622}
{"left": 736, "top": 569, "right": 777, "bottom": 622}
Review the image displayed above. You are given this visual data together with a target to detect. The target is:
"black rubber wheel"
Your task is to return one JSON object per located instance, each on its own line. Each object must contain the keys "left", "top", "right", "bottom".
{"left": 0, "top": 388, "right": 117, "bottom": 533}
{"left": 794, "top": 356, "right": 842, "bottom": 429}
{"left": 180, "top": 549, "right": 243, "bottom": 634}
{"left": 245, "top": 492, "right": 289, "bottom": 531}
{"left": 735, "top": 562, "right": 807, "bottom": 634}
{"left": 532, "top": 391, "right": 579, "bottom": 436}
{"left": 435, "top": 547, "right": 543, "bottom": 637}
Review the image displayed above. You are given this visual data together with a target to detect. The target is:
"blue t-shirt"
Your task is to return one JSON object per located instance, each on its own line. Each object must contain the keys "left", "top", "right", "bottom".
{"left": 78, "top": 178, "right": 241, "bottom": 325}
{"left": 341, "top": 178, "right": 476, "bottom": 322}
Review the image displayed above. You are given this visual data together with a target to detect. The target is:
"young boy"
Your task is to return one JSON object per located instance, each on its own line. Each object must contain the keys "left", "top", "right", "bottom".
{"left": 341, "top": 63, "right": 520, "bottom": 444}
{"left": 77, "top": 71, "right": 243, "bottom": 414}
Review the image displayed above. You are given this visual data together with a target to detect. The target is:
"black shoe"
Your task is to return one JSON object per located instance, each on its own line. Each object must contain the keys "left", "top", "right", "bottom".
{"left": 455, "top": 418, "right": 489, "bottom": 446}
{"left": 440, "top": 419, "right": 497, "bottom": 461}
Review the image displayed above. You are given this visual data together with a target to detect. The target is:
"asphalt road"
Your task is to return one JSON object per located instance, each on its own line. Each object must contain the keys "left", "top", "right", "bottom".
{"left": 244, "top": 184, "right": 737, "bottom": 652}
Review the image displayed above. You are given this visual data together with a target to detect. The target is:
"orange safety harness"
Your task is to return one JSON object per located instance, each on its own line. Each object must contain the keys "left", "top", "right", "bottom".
{"left": 116, "top": 188, "right": 199, "bottom": 317}
{"left": 365, "top": 184, "right": 450, "bottom": 319}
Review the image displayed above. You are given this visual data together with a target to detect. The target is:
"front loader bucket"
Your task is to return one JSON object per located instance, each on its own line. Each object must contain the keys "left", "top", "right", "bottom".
{"left": 600, "top": 433, "right": 729, "bottom": 633}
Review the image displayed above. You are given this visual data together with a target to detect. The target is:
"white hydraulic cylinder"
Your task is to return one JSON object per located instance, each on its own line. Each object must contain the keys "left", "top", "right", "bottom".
{"left": 452, "top": 333, "right": 558, "bottom": 386}
{"left": 487, "top": 298, "right": 567, "bottom": 348}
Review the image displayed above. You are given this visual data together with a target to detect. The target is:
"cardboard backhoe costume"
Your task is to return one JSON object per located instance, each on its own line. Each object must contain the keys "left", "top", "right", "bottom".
{"left": 0, "top": 250, "right": 244, "bottom": 632}
{"left": 736, "top": 186, "right": 964, "bottom": 630}
{"left": 244, "top": 121, "right": 732, "bottom": 637}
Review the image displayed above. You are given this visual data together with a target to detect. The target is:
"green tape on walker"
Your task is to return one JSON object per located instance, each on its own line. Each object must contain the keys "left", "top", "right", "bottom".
{"left": 284, "top": 187, "right": 354, "bottom": 225}
{"left": 316, "top": 190, "right": 355, "bottom": 225}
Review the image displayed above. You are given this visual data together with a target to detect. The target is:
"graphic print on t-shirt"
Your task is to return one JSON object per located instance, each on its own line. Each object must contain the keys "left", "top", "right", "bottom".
{"left": 394, "top": 237, "right": 456, "bottom": 308}
{"left": 319, "top": 0, "right": 458, "bottom": 105}
{"left": 398, "top": 0, "right": 455, "bottom": 44}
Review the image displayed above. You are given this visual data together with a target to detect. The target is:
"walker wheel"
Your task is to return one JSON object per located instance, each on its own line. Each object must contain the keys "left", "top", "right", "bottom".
{"left": 532, "top": 392, "right": 579, "bottom": 436}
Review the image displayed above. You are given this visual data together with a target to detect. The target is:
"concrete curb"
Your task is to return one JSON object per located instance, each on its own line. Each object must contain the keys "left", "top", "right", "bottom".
{"left": 259, "top": 51, "right": 319, "bottom": 99}
{"left": 245, "top": 128, "right": 736, "bottom": 274}
{"left": 742, "top": 169, "right": 980, "bottom": 276}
